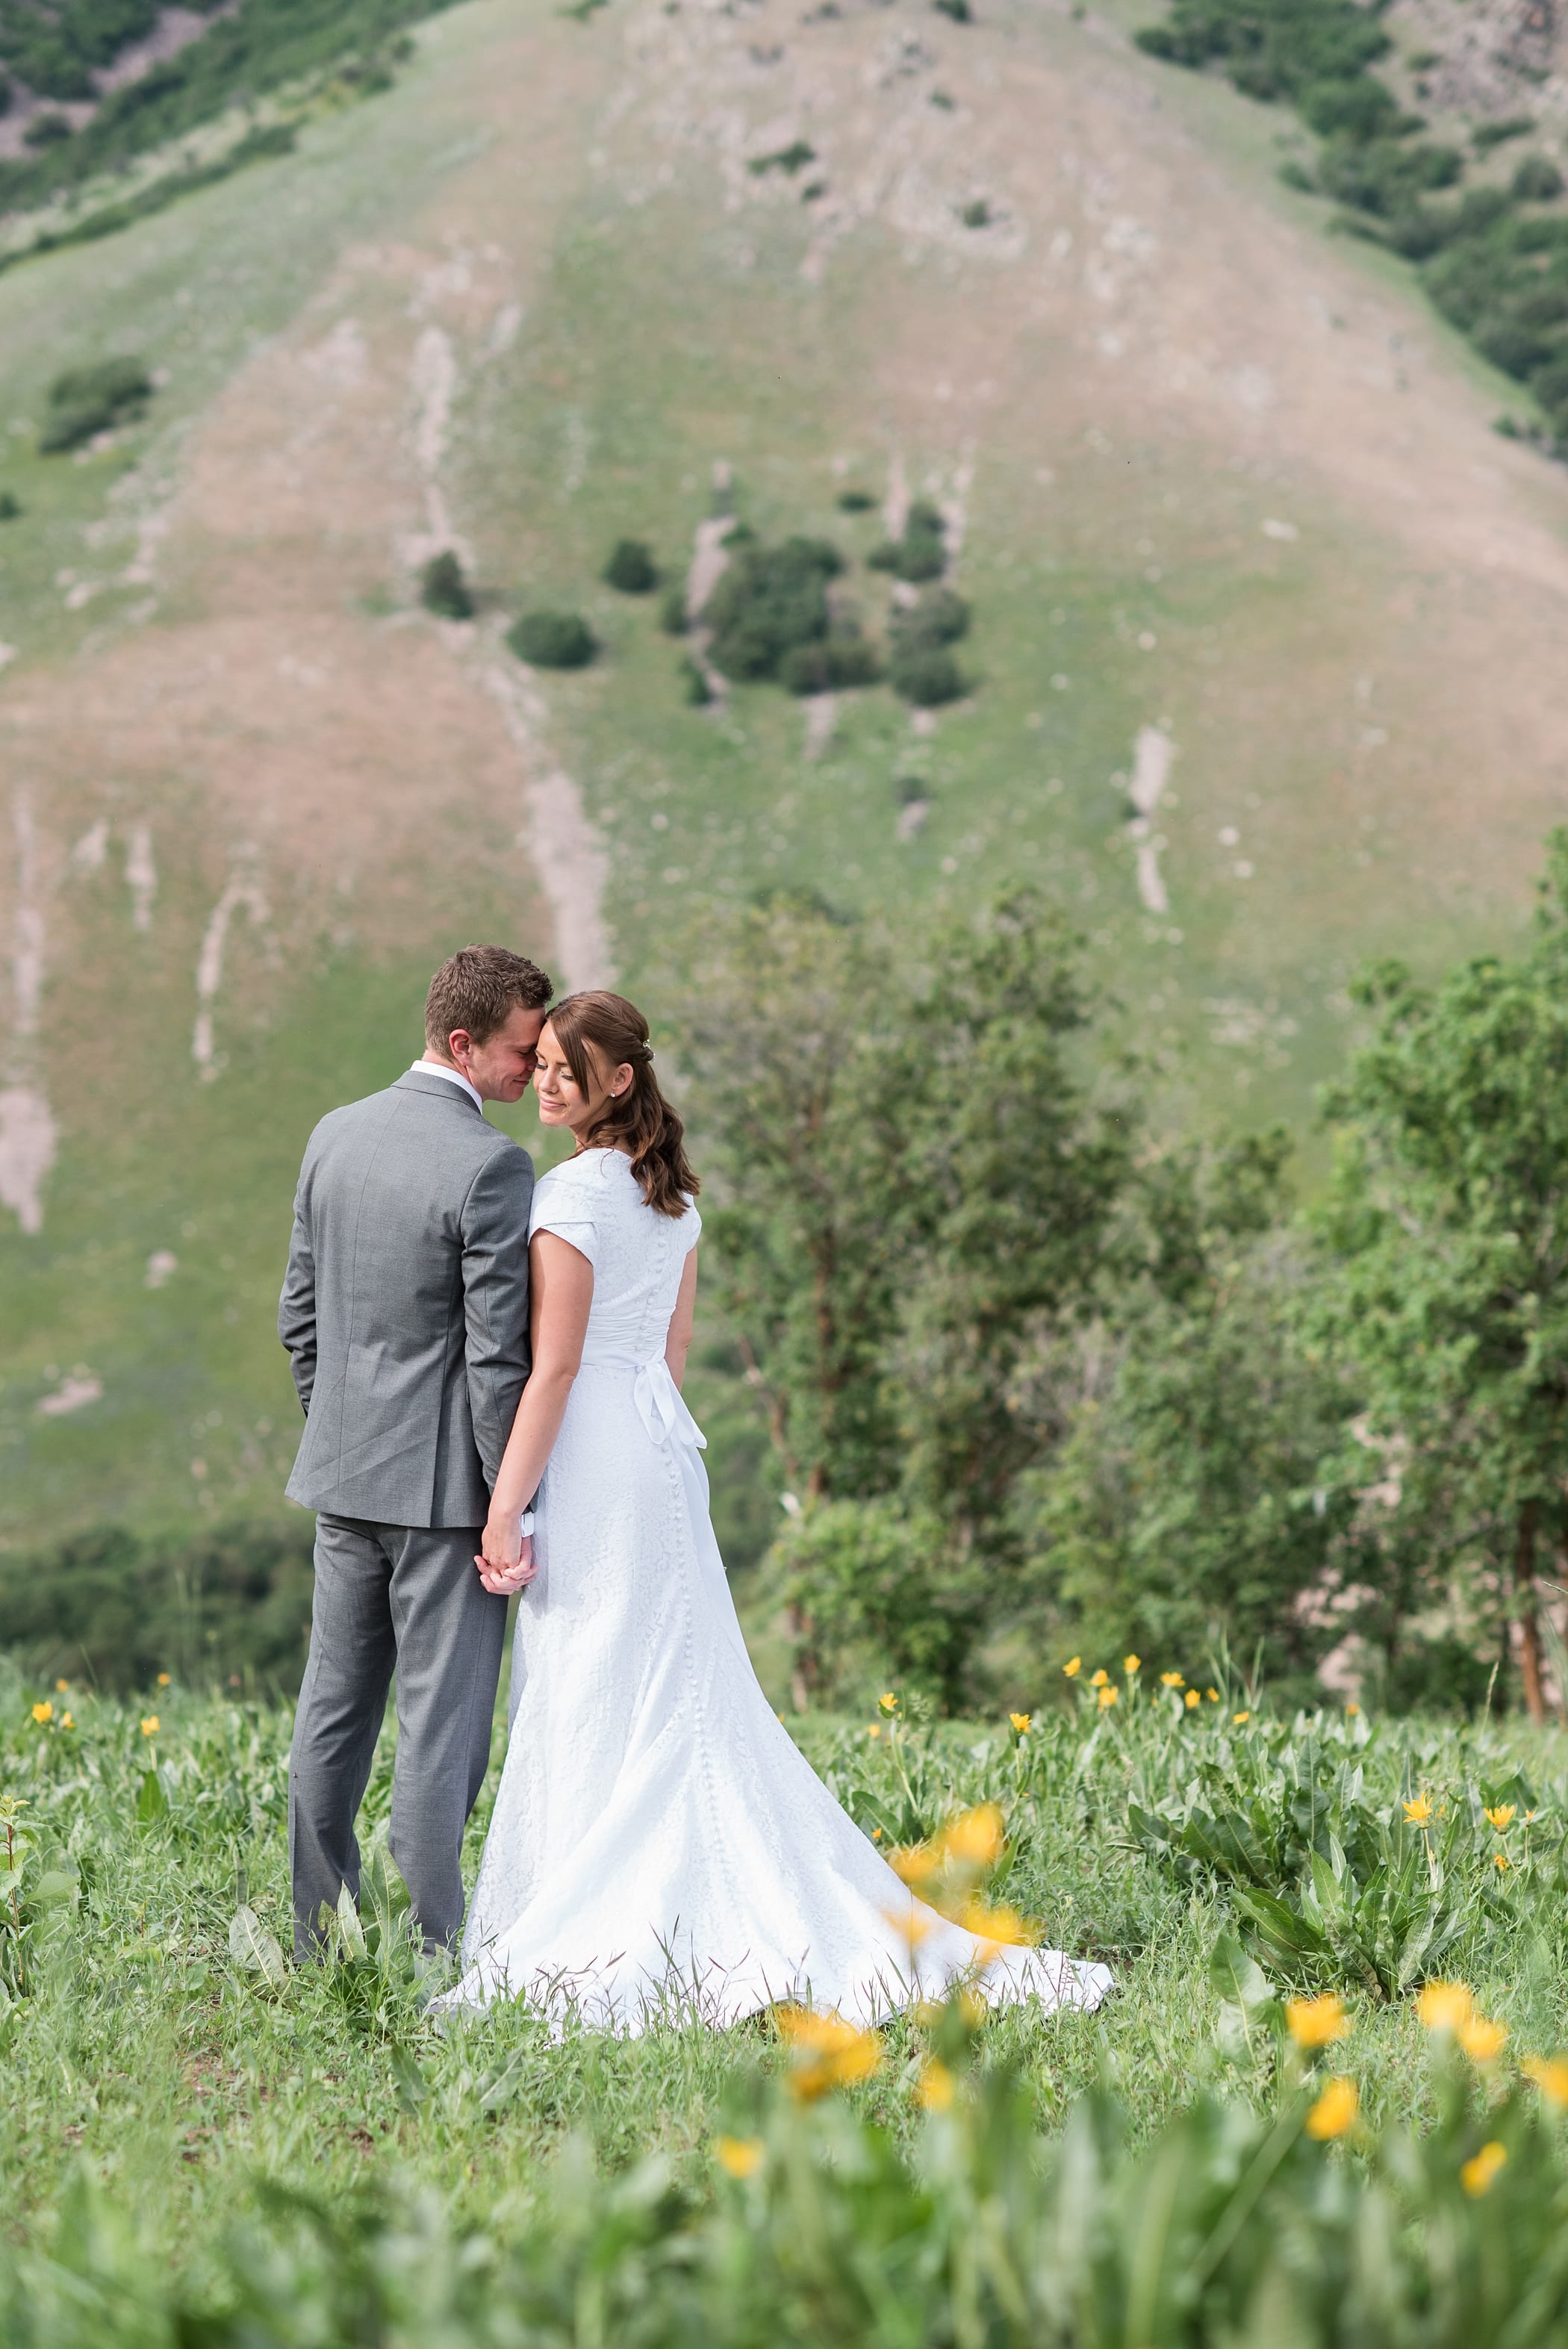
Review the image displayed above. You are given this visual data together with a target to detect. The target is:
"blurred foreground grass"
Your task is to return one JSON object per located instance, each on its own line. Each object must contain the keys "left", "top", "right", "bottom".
{"left": 7, "top": 1660, "right": 1568, "bottom": 2341}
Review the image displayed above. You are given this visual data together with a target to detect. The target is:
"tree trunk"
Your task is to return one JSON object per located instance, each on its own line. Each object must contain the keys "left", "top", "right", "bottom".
{"left": 1516, "top": 1500, "right": 1547, "bottom": 1727}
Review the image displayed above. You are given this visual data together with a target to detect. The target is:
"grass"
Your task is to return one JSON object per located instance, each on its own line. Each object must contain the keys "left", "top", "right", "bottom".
{"left": 6, "top": 1654, "right": 1568, "bottom": 2332}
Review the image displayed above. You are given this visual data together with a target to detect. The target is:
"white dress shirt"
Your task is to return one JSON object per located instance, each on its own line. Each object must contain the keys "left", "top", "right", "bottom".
{"left": 412, "top": 1058, "right": 483, "bottom": 1114}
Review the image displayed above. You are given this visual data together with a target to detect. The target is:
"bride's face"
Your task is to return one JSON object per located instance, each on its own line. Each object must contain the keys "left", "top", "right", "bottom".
{"left": 533, "top": 1022, "right": 632, "bottom": 1139}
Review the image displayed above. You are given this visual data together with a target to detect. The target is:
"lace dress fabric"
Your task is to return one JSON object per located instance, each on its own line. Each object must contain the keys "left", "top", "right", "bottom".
{"left": 450, "top": 1147, "right": 1112, "bottom": 2031}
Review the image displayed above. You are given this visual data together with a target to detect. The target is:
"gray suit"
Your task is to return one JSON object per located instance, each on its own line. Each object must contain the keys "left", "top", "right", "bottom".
{"left": 279, "top": 1067, "right": 535, "bottom": 1956}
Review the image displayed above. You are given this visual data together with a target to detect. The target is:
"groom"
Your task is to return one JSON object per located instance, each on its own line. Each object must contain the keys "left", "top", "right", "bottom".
{"left": 279, "top": 943, "right": 551, "bottom": 1959}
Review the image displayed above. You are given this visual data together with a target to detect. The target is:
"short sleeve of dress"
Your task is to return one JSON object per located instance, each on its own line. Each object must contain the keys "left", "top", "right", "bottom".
{"left": 529, "top": 1170, "right": 597, "bottom": 1267}
{"left": 682, "top": 1197, "right": 703, "bottom": 1254}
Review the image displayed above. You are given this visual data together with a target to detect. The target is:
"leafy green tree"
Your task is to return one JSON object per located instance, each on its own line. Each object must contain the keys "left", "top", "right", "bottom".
{"left": 1308, "top": 833, "right": 1568, "bottom": 1721}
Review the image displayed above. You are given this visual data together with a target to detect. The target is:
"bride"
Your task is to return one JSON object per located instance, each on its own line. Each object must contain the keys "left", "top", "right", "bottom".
{"left": 447, "top": 989, "right": 1110, "bottom": 2029}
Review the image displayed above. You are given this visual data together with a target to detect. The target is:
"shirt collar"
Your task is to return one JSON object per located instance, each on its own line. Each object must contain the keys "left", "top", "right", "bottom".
{"left": 411, "top": 1059, "right": 483, "bottom": 1115}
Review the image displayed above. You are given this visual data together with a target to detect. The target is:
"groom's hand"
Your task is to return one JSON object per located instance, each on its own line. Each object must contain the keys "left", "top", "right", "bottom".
{"left": 475, "top": 1519, "right": 535, "bottom": 1596}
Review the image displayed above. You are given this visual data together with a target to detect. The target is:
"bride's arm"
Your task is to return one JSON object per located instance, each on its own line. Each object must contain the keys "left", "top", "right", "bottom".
{"left": 665, "top": 1249, "right": 697, "bottom": 1392}
{"left": 476, "top": 1231, "right": 594, "bottom": 1588}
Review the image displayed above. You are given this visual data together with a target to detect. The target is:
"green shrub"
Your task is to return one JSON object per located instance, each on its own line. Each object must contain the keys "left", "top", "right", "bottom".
{"left": 603, "top": 536, "right": 659, "bottom": 592}
{"left": 507, "top": 609, "right": 597, "bottom": 668}
{"left": 867, "top": 506, "right": 947, "bottom": 582}
{"left": 763, "top": 1498, "right": 980, "bottom": 1708}
{"left": 418, "top": 548, "right": 473, "bottom": 619}
{"left": 889, "top": 643, "right": 968, "bottom": 706}
{"left": 748, "top": 138, "right": 815, "bottom": 175}
{"left": 934, "top": 0, "right": 971, "bottom": 22}
{"left": 1278, "top": 158, "right": 1316, "bottom": 192}
{"left": 679, "top": 653, "right": 712, "bottom": 704}
{"left": 894, "top": 585, "right": 971, "bottom": 648}
{"left": 701, "top": 535, "right": 844, "bottom": 682}
{"left": 836, "top": 488, "right": 876, "bottom": 512}
{"left": 1512, "top": 155, "right": 1565, "bottom": 203}
{"left": 779, "top": 635, "right": 883, "bottom": 694}
{"left": 1473, "top": 115, "right": 1535, "bottom": 152}
{"left": 0, "top": 490, "right": 19, "bottom": 521}
{"left": 38, "top": 355, "right": 152, "bottom": 452}
{"left": 957, "top": 196, "right": 991, "bottom": 228}
{"left": 659, "top": 583, "right": 689, "bottom": 633}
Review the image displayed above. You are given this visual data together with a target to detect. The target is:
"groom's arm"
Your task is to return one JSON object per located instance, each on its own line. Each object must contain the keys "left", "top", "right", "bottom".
{"left": 277, "top": 1162, "right": 317, "bottom": 1417}
{"left": 461, "top": 1143, "right": 535, "bottom": 1489}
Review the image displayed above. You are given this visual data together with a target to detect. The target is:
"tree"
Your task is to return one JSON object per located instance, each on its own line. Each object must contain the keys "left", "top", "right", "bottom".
{"left": 1307, "top": 833, "right": 1568, "bottom": 1722}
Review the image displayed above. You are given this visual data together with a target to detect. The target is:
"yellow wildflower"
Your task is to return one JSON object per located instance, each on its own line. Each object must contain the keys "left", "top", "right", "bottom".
{"left": 777, "top": 2006, "right": 881, "bottom": 2100}
{"left": 1304, "top": 2077, "right": 1359, "bottom": 2141}
{"left": 938, "top": 1804, "right": 1004, "bottom": 1869}
{"left": 55, "top": 1678, "right": 69, "bottom": 1693}
{"left": 140, "top": 1716, "right": 160, "bottom": 1737}
{"left": 1205, "top": 1688, "right": 1220, "bottom": 1702}
{"left": 1098, "top": 1683, "right": 1119, "bottom": 1710}
{"left": 890, "top": 1843, "right": 936, "bottom": 1887}
{"left": 1009, "top": 1712, "right": 1032, "bottom": 1736}
{"left": 1402, "top": 1796, "right": 1433, "bottom": 1826}
{"left": 60, "top": 1712, "right": 74, "bottom": 1729}
{"left": 1123, "top": 1654, "right": 1141, "bottom": 1675}
{"left": 1063, "top": 1656, "right": 1081, "bottom": 1678}
{"left": 1416, "top": 1981, "right": 1475, "bottom": 2035}
{"left": 1494, "top": 1852, "right": 1510, "bottom": 1872}
{"left": 878, "top": 1693, "right": 898, "bottom": 1716}
{"left": 868, "top": 1724, "right": 883, "bottom": 1739}
{"left": 31, "top": 1701, "right": 52, "bottom": 1725}
{"left": 1484, "top": 1805, "right": 1516, "bottom": 1832}
{"left": 1460, "top": 2141, "right": 1508, "bottom": 2198}
{"left": 156, "top": 1673, "right": 172, "bottom": 1688}
{"left": 1345, "top": 1702, "right": 1361, "bottom": 1717}
{"left": 715, "top": 2135, "right": 765, "bottom": 2180}
{"left": 1089, "top": 1668, "right": 1110, "bottom": 1689}
{"left": 956, "top": 1897, "right": 1036, "bottom": 1949}
{"left": 1184, "top": 1688, "right": 1201, "bottom": 1711}
{"left": 918, "top": 2059, "right": 956, "bottom": 2112}
{"left": 871, "top": 1827, "right": 883, "bottom": 1841}
{"left": 1287, "top": 1994, "right": 1349, "bottom": 2050}
{"left": 1457, "top": 2013, "right": 1508, "bottom": 2065}
{"left": 1160, "top": 1671, "right": 1184, "bottom": 1690}
{"left": 883, "top": 1901, "right": 936, "bottom": 1948}
{"left": 1233, "top": 1711, "right": 1251, "bottom": 1726}
{"left": 1523, "top": 2055, "right": 1568, "bottom": 2109}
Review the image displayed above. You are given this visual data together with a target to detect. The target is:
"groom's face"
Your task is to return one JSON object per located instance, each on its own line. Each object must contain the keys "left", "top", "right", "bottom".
{"left": 451, "top": 1004, "right": 548, "bottom": 1103}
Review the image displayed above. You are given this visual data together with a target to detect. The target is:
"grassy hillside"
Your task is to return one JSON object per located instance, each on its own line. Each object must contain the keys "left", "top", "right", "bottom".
{"left": 2, "top": 0, "right": 1568, "bottom": 1565}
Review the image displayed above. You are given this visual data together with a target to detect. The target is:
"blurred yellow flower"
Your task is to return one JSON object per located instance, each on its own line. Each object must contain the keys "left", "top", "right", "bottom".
{"left": 1457, "top": 2014, "right": 1508, "bottom": 2065}
{"left": 1160, "top": 1671, "right": 1184, "bottom": 1689}
{"left": 1287, "top": 1994, "right": 1349, "bottom": 2050}
{"left": 1009, "top": 1712, "right": 1032, "bottom": 1736}
{"left": 1523, "top": 2055, "right": 1568, "bottom": 2109}
{"left": 868, "top": 1724, "right": 883, "bottom": 1740}
{"left": 1123, "top": 1655, "right": 1141, "bottom": 1674}
{"left": 715, "top": 2135, "right": 765, "bottom": 2179}
{"left": 883, "top": 1901, "right": 936, "bottom": 1948}
{"left": 1402, "top": 1796, "right": 1433, "bottom": 1826}
{"left": 1304, "top": 2077, "right": 1358, "bottom": 2140}
{"left": 1345, "top": 1702, "right": 1361, "bottom": 1717}
{"left": 878, "top": 1693, "right": 898, "bottom": 1716}
{"left": 55, "top": 1678, "right": 69, "bottom": 1693}
{"left": 1089, "top": 1669, "right": 1110, "bottom": 1688}
{"left": 957, "top": 1987, "right": 988, "bottom": 2027}
{"left": 1233, "top": 1711, "right": 1251, "bottom": 1726}
{"left": 60, "top": 1712, "right": 74, "bottom": 1729}
{"left": 30, "top": 1701, "right": 52, "bottom": 1725}
{"left": 939, "top": 1805, "right": 1004, "bottom": 1869}
{"left": 1063, "top": 1656, "right": 1081, "bottom": 1678}
{"left": 957, "top": 1898, "right": 1035, "bottom": 1949}
{"left": 156, "top": 1673, "right": 172, "bottom": 1688}
{"left": 1460, "top": 2141, "right": 1507, "bottom": 2198}
{"left": 1416, "top": 1982, "right": 1475, "bottom": 2035}
{"left": 1184, "top": 1689, "right": 1201, "bottom": 1711}
{"left": 1098, "top": 1684, "right": 1119, "bottom": 1710}
{"left": 140, "top": 1716, "right": 160, "bottom": 1737}
{"left": 1494, "top": 1852, "right": 1510, "bottom": 1872}
{"left": 918, "top": 2059, "right": 956, "bottom": 2112}
{"left": 1205, "top": 1689, "right": 1219, "bottom": 1702}
{"left": 1484, "top": 1805, "right": 1516, "bottom": 1832}
{"left": 777, "top": 2006, "right": 881, "bottom": 2100}
{"left": 890, "top": 1843, "right": 935, "bottom": 1887}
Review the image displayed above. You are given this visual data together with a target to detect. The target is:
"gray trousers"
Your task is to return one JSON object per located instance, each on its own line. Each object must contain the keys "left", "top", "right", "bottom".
{"left": 288, "top": 1513, "right": 508, "bottom": 1959}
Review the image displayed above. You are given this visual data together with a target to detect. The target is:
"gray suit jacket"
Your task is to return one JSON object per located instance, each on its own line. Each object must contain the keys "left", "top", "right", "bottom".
{"left": 279, "top": 1068, "right": 535, "bottom": 1528}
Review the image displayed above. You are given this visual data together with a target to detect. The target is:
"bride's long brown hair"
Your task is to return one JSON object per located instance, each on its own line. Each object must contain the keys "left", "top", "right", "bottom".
{"left": 546, "top": 991, "right": 699, "bottom": 1218}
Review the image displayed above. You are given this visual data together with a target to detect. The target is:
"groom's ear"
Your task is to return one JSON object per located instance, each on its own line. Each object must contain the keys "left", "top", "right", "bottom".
{"left": 444, "top": 1028, "right": 474, "bottom": 1068}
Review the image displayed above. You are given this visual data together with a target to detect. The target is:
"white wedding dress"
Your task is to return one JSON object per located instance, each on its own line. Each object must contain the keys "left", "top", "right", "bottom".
{"left": 449, "top": 1145, "right": 1112, "bottom": 2032}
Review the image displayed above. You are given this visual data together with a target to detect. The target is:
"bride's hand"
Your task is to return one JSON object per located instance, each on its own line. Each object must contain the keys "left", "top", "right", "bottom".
{"left": 476, "top": 1518, "right": 535, "bottom": 1596}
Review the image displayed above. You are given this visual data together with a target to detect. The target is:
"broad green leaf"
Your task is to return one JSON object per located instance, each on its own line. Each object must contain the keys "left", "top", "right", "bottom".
{"left": 228, "top": 1903, "right": 287, "bottom": 1989}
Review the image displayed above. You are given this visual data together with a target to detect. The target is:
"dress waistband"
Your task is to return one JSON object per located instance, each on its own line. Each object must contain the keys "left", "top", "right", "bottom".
{"left": 577, "top": 1346, "right": 706, "bottom": 1453}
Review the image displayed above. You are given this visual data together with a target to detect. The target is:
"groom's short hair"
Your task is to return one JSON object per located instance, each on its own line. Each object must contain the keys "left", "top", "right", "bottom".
{"left": 425, "top": 945, "right": 553, "bottom": 1051}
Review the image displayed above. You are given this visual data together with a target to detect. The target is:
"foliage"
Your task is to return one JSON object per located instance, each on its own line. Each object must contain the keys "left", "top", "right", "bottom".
{"left": 420, "top": 549, "right": 473, "bottom": 620}
{"left": 0, "top": 0, "right": 454, "bottom": 217}
{"left": 835, "top": 487, "right": 876, "bottom": 512}
{"left": 778, "top": 633, "right": 881, "bottom": 694}
{"left": 867, "top": 497, "right": 946, "bottom": 582}
{"left": 1307, "top": 830, "right": 1568, "bottom": 1721}
{"left": 700, "top": 535, "right": 844, "bottom": 682}
{"left": 659, "top": 583, "right": 689, "bottom": 633}
{"left": 761, "top": 1501, "right": 979, "bottom": 1710}
{"left": 1135, "top": 0, "right": 1568, "bottom": 448}
{"left": 507, "top": 609, "right": 597, "bottom": 668}
{"left": 38, "top": 354, "right": 151, "bottom": 452}
{"left": 0, "top": 487, "right": 20, "bottom": 519}
{"left": 0, "top": 1516, "right": 314, "bottom": 1690}
{"left": 604, "top": 537, "right": 659, "bottom": 593}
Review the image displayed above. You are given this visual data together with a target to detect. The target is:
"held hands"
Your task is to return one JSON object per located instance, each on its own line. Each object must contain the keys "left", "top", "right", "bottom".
{"left": 476, "top": 1513, "right": 537, "bottom": 1597}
